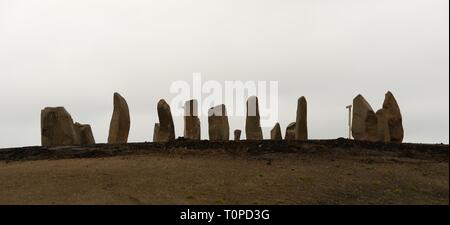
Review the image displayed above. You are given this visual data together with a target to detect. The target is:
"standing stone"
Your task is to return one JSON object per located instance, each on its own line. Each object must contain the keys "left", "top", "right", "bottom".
{"left": 184, "top": 100, "right": 201, "bottom": 140}
{"left": 271, "top": 123, "right": 282, "bottom": 140}
{"left": 285, "top": 122, "right": 296, "bottom": 140}
{"left": 295, "top": 96, "right": 308, "bottom": 140}
{"left": 108, "top": 93, "right": 130, "bottom": 144}
{"left": 234, "top": 129, "right": 242, "bottom": 141}
{"left": 376, "top": 109, "right": 390, "bottom": 142}
{"left": 155, "top": 99, "right": 175, "bottom": 142}
{"left": 245, "top": 96, "right": 263, "bottom": 140}
{"left": 382, "top": 91, "right": 404, "bottom": 143}
{"left": 74, "top": 122, "right": 96, "bottom": 145}
{"left": 351, "top": 94, "right": 378, "bottom": 141}
{"left": 41, "top": 107, "right": 80, "bottom": 147}
{"left": 208, "top": 104, "right": 229, "bottom": 141}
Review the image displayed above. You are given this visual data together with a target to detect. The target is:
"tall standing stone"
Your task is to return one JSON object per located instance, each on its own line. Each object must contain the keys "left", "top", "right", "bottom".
{"left": 184, "top": 99, "right": 201, "bottom": 140}
{"left": 295, "top": 96, "right": 308, "bottom": 140}
{"left": 382, "top": 91, "right": 404, "bottom": 143}
{"left": 155, "top": 99, "right": 175, "bottom": 142}
{"left": 208, "top": 104, "right": 229, "bottom": 141}
{"left": 285, "top": 122, "right": 296, "bottom": 140}
{"left": 74, "top": 122, "right": 96, "bottom": 145}
{"left": 376, "top": 109, "right": 390, "bottom": 142}
{"left": 108, "top": 93, "right": 130, "bottom": 144}
{"left": 245, "top": 96, "right": 263, "bottom": 140}
{"left": 271, "top": 123, "right": 282, "bottom": 140}
{"left": 41, "top": 107, "right": 80, "bottom": 147}
{"left": 352, "top": 94, "right": 377, "bottom": 141}
{"left": 234, "top": 129, "right": 242, "bottom": 141}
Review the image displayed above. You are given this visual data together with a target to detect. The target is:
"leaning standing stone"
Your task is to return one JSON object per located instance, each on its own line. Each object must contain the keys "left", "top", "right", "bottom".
{"left": 295, "top": 96, "right": 308, "bottom": 140}
{"left": 351, "top": 94, "right": 378, "bottom": 141}
{"left": 155, "top": 99, "right": 176, "bottom": 142}
{"left": 41, "top": 107, "right": 80, "bottom": 147}
{"left": 245, "top": 96, "right": 263, "bottom": 140}
{"left": 108, "top": 92, "right": 130, "bottom": 144}
{"left": 184, "top": 99, "right": 201, "bottom": 140}
{"left": 271, "top": 123, "right": 282, "bottom": 140}
{"left": 74, "top": 122, "right": 96, "bottom": 145}
{"left": 382, "top": 91, "right": 404, "bottom": 143}
{"left": 208, "top": 104, "right": 230, "bottom": 141}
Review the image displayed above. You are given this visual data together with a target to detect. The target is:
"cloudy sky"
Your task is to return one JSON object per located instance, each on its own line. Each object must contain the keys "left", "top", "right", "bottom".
{"left": 0, "top": 0, "right": 448, "bottom": 148}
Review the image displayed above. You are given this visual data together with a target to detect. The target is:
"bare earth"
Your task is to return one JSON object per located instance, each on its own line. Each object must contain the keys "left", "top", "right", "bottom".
{"left": 0, "top": 139, "right": 448, "bottom": 205}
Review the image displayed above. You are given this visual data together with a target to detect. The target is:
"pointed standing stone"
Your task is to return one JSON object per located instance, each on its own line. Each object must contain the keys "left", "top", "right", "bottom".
{"left": 376, "top": 109, "right": 390, "bottom": 142}
{"left": 208, "top": 104, "right": 229, "bottom": 141}
{"left": 351, "top": 94, "right": 377, "bottom": 141}
{"left": 74, "top": 122, "right": 96, "bottom": 145}
{"left": 234, "top": 129, "right": 242, "bottom": 141}
{"left": 295, "top": 96, "right": 308, "bottom": 140}
{"left": 245, "top": 96, "right": 263, "bottom": 140}
{"left": 108, "top": 93, "right": 130, "bottom": 144}
{"left": 184, "top": 99, "right": 201, "bottom": 140}
{"left": 155, "top": 99, "right": 175, "bottom": 142}
{"left": 285, "top": 122, "right": 296, "bottom": 140}
{"left": 41, "top": 107, "right": 80, "bottom": 147}
{"left": 382, "top": 91, "right": 404, "bottom": 143}
{"left": 271, "top": 123, "right": 282, "bottom": 140}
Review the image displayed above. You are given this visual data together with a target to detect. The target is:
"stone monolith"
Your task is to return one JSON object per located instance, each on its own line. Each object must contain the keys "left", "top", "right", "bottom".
{"left": 271, "top": 123, "right": 282, "bottom": 140}
{"left": 382, "top": 91, "right": 404, "bottom": 143}
{"left": 285, "top": 122, "right": 296, "bottom": 140}
{"left": 351, "top": 94, "right": 377, "bottom": 141}
{"left": 41, "top": 107, "right": 80, "bottom": 147}
{"left": 108, "top": 93, "right": 130, "bottom": 144}
{"left": 155, "top": 99, "right": 175, "bottom": 142}
{"left": 245, "top": 96, "right": 263, "bottom": 140}
{"left": 74, "top": 122, "right": 95, "bottom": 145}
{"left": 295, "top": 96, "right": 308, "bottom": 140}
{"left": 208, "top": 104, "right": 229, "bottom": 141}
{"left": 184, "top": 99, "right": 201, "bottom": 140}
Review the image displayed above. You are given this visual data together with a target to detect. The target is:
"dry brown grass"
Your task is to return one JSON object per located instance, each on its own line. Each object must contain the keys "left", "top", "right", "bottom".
{"left": 0, "top": 150, "right": 447, "bottom": 205}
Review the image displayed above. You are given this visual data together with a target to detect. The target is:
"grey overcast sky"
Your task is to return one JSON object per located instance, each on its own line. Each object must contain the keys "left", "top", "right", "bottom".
{"left": 0, "top": 0, "right": 448, "bottom": 148}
